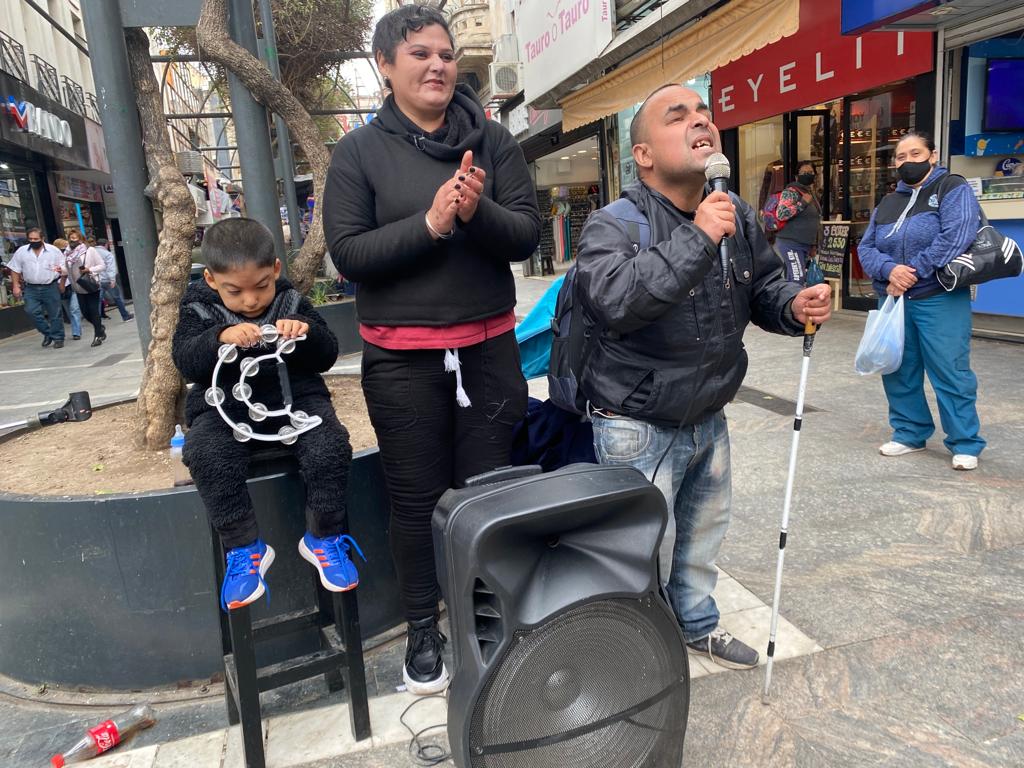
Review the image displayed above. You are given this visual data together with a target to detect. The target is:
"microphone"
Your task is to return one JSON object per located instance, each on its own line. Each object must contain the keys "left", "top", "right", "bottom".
{"left": 704, "top": 152, "right": 731, "bottom": 284}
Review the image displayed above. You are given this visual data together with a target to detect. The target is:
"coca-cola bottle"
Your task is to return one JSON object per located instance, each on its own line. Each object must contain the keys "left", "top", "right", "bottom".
{"left": 51, "top": 704, "right": 157, "bottom": 766}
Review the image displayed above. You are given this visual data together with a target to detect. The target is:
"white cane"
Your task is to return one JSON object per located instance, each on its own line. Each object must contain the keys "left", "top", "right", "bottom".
{"left": 762, "top": 318, "right": 816, "bottom": 704}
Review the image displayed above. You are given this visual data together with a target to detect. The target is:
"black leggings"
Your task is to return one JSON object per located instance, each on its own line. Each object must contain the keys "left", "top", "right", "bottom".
{"left": 361, "top": 332, "right": 528, "bottom": 622}
{"left": 184, "top": 396, "right": 352, "bottom": 548}
{"left": 76, "top": 291, "right": 104, "bottom": 338}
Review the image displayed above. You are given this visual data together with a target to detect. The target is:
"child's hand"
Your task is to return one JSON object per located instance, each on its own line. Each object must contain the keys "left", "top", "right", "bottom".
{"left": 276, "top": 319, "right": 309, "bottom": 339}
{"left": 219, "top": 323, "right": 262, "bottom": 347}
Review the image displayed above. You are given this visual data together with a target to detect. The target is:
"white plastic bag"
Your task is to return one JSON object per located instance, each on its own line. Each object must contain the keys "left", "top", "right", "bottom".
{"left": 854, "top": 295, "right": 905, "bottom": 376}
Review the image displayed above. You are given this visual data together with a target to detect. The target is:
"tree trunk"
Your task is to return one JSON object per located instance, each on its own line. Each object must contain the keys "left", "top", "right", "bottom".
{"left": 196, "top": 0, "right": 331, "bottom": 294}
{"left": 125, "top": 28, "right": 196, "bottom": 450}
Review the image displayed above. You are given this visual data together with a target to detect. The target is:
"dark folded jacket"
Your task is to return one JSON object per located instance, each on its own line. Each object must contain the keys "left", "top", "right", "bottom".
{"left": 172, "top": 278, "right": 337, "bottom": 425}
{"left": 575, "top": 182, "right": 803, "bottom": 427}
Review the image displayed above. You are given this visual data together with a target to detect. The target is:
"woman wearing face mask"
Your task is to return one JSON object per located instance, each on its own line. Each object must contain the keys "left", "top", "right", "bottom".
{"left": 324, "top": 5, "right": 539, "bottom": 695}
{"left": 64, "top": 229, "right": 107, "bottom": 346}
{"left": 773, "top": 161, "right": 821, "bottom": 283}
{"left": 856, "top": 131, "right": 984, "bottom": 471}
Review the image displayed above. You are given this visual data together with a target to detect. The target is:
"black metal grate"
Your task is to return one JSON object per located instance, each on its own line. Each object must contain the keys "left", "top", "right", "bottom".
{"left": 469, "top": 598, "right": 687, "bottom": 768}
{"left": 0, "top": 32, "right": 28, "bottom": 83}
{"left": 62, "top": 75, "right": 85, "bottom": 116}
{"left": 31, "top": 54, "right": 60, "bottom": 104}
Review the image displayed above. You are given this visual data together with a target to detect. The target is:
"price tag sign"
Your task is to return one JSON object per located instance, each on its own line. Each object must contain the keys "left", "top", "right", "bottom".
{"left": 817, "top": 222, "right": 850, "bottom": 280}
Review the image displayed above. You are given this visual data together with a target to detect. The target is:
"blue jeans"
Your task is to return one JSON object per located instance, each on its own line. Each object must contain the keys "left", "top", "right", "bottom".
{"left": 881, "top": 290, "right": 985, "bottom": 456}
{"left": 22, "top": 282, "right": 64, "bottom": 341}
{"left": 103, "top": 280, "right": 131, "bottom": 320}
{"left": 62, "top": 291, "right": 82, "bottom": 337}
{"left": 593, "top": 409, "right": 731, "bottom": 642}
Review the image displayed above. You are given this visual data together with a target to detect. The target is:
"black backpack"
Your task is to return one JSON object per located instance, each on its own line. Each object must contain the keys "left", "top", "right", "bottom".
{"left": 547, "top": 198, "right": 651, "bottom": 415}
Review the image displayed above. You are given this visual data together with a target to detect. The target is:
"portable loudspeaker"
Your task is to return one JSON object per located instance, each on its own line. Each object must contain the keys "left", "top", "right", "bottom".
{"left": 432, "top": 464, "right": 689, "bottom": 768}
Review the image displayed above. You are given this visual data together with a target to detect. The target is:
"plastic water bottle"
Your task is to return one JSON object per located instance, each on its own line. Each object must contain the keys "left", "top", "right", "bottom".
{"left": 170, "top": 424, "right": 191, "bottom": 487}
{"left": 50, "top": 704, "right": 157, "bottom": 765}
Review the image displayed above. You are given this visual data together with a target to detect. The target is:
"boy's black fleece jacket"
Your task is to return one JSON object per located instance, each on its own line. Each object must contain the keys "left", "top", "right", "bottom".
{"left": 172, "top": 278, "right": 337, "bottom": 426}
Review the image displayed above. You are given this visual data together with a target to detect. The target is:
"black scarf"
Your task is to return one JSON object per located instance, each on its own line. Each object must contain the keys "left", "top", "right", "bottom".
{"left": 374, "top": 83, "right": 486, "bottom": 161}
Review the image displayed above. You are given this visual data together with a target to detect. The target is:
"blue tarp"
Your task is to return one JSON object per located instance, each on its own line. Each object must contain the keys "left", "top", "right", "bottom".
{"left": 514, "top": 275, "right": 564, "bottom": 380}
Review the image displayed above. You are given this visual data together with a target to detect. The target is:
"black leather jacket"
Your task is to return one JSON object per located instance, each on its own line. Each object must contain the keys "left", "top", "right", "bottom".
{"left": 575, "top": 181, "right": 803, "bottom": 427}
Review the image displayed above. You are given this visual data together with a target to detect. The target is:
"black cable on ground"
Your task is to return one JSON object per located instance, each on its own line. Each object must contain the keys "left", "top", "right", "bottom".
{"left": 400, "top": 694, "right": 452, "bottom": 766}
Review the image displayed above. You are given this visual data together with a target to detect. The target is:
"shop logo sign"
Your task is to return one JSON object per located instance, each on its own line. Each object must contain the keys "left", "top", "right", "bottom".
{"left": 5, "top": 96, "right": 73, "bottom": 148}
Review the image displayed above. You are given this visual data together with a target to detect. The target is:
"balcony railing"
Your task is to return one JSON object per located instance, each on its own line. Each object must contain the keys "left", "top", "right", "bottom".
{"left": 30, "top": 54, "right": 61, "bottom": 104}
{"left": 62, "top": 75, "right": 85, "bottom": 116}
{"left": 0, "top": 31, "right": 28, "bottom": 83}
{"left": 86, "top": 92, "right": 101, "bottom": 123}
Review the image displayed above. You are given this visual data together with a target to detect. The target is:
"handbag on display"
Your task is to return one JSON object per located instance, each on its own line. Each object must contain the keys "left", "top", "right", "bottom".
{"left": 936, "top": 175, "right": 1024, "bottom": 292}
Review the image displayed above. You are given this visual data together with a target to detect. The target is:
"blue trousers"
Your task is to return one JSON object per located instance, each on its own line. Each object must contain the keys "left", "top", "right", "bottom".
{"left": 593, "top": 410, "right": 730, "bottom": 642}
{"left": 881, "top": 290, "right": 985, "bottom": 456}
{"left": 774, "top": 239, "right": 811, "bottom": 283}
{"left": 23, "top": 282, "right": 64, "bottom": 341}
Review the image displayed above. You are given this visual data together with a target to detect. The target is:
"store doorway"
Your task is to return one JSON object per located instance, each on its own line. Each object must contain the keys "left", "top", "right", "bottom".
{"left": 784, "top": 109, "right": 834, "bottom": 220}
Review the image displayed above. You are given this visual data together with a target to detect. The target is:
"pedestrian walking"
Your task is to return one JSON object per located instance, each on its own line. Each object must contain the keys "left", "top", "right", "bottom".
{"left": 92, "top": 238, "right": 133, "bottom": 322}
{"left": 856, "top": 131, "right": 985, "bottom": 471}
{"left": 6, "top": 228, "right": 65, "bottom": 348}
{"left": 63, "top": 229, "right": 106, "bottom": 347}
{"left": 772, "top": 161, "right": 822, "bottom": 283}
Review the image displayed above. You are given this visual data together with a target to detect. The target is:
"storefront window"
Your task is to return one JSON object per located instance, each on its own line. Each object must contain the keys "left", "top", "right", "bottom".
{"left": 737, "top": 117, "right": 785, "bottom": 213}
{"left": 843, "top": 81, "right": 917, "bottom": 304}
{"left": 0, "top": 166, "right": 44, "bottom": 261}
{"left": 531, "top": 137, "right": 602, "bottom": 270}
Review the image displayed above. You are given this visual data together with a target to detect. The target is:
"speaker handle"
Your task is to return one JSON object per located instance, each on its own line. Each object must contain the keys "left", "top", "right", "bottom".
{"left": 462, "top": 465, "right": 543, "bottom": 488}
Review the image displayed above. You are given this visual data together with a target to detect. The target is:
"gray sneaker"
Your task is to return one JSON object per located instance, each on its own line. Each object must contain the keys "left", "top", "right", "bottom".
{"left": 687, "top": 626, "right": 759, "bottom": 669}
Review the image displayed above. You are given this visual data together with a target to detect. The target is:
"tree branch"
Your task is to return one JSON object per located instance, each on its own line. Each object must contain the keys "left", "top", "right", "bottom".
{"left": 197, "top": 0, "right": 332, "bottom": 294}
{"left": 125, "top": 27, "right": 196, "bottom": 450}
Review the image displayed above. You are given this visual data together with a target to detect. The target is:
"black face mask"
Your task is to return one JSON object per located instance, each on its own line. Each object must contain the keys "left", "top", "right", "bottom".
{"left": 29, "top": 241, "right": 42, "bottom": 250}
{"left": 897, "top": 160, "right": 933, "bottom": 186}
{"left": 797, "top": 173, "right": 815, "bottom": 186}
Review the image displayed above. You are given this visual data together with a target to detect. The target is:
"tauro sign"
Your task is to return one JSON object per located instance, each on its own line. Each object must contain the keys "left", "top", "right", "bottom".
{"left": 6, "top": 96, "right": 73, "bottom": 148}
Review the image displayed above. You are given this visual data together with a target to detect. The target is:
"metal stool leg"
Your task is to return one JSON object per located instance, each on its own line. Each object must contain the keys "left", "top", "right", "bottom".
{"left": 314, "top": 574, "right": 346, "bottom": 694}
{"left": 228, "top": 606, "right": 266, "bottom": 768}
{"left": 211, "top": 534, "right": 241, "bottom": 726}
{"left": 333, "top": 589, "right": 371, "bottom": 742}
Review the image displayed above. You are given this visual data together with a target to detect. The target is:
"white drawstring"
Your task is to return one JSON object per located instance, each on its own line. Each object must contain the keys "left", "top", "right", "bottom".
{"left": 443, "top": 349, "right": 472, "bottom": 408}
{"left": 885, "top": 187, "right": 920, "bottom": 238}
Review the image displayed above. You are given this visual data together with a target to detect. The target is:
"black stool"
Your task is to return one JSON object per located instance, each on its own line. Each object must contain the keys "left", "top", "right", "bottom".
{"left": 541, "top": 254, "right": 555, "bottom": 275}
{"left": 212, "top": 534, "right": 371, "bottom": 768}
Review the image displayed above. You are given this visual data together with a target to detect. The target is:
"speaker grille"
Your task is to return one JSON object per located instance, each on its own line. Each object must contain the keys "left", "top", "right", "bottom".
{"left": 468, "top": 598, "right": 687, "bottom": 767}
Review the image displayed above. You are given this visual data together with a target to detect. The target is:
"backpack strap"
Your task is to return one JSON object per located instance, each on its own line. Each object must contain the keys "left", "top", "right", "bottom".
{"left": 604, "top": 197, "right": 652, "bottom": 253}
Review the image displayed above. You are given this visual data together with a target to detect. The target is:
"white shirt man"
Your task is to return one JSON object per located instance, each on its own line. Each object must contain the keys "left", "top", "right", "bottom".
{"left": 7, "top": 229, "right": 66, "bottom": 347}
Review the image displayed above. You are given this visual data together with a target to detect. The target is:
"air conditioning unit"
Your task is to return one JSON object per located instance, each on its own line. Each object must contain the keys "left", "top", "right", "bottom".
{"left": 175, "top": 150, "right": 203, "bottom": 176}
{"left": 489, "top": 62, "right": 523, "bottom": 98}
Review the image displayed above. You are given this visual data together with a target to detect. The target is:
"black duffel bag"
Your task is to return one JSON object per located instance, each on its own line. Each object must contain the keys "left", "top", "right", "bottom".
{"left": 937, "top": 176, "right": 1023, "bottom": 292}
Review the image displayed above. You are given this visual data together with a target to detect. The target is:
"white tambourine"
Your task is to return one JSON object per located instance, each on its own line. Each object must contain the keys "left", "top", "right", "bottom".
{"left": 205, "top": 324, "right": 322, "bottom": 444}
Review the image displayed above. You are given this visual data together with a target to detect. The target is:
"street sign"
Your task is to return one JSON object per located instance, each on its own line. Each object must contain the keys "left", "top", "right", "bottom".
{"left": 817, "top": 221, "right": 850, "bottom": 280}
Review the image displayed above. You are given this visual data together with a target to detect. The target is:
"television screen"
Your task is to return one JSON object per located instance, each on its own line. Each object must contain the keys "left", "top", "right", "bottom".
{"left": 984, "top": 58, "right": 1024, "bottom": 133}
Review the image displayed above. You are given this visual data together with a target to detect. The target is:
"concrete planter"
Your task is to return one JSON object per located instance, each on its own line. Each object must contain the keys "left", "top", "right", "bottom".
{"left": 0, "top": 447, "right": 401, "bottom": 692}
{"left": 0, "top": 305, "right": 35, "bottom": 340}
{"left": 316, "top": 299, "right": 360, "bottom": 357}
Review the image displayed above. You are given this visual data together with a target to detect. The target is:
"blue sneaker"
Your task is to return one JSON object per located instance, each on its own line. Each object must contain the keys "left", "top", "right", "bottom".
{"left": 220, "top": 539, "right": 274, "bottom": 612}
{"left": 298, "top": 532, "right": 367, "bottom": 592}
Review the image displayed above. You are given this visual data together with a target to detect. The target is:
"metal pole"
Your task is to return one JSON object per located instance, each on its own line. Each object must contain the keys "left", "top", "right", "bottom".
{"left": 257, "top": 0, "right": 303, "bottom": 252}
{"left": 227, "top": 0, "right": 287, "bottom": 268}
{"left": 762, "top": 320, "right": 817, "bottom": 704}
{"left": 79, "top": 2, "right": 156, "bottom": 355}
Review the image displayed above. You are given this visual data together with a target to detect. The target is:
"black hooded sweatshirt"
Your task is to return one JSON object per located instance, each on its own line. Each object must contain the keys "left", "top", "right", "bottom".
{"left": 323, "top": 84, "right": 540, "bottom": 326}
{"left": 172, "top": 278, "right": 337, "bottom": 425}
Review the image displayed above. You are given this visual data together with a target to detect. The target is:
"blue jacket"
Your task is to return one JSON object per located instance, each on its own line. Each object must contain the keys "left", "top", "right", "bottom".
{"left": 857, "top": 167, "right": 980, "bottom": 299}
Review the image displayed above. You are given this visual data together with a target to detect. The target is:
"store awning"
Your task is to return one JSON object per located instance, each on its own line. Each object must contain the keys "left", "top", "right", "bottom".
{"left": 560, "top": 0, "right": 800, "bottom": 131}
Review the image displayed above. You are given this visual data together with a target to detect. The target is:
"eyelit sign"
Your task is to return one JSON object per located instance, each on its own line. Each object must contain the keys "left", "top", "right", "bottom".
{"left": 5, "top": 96, "right": 74, "bottom": 148}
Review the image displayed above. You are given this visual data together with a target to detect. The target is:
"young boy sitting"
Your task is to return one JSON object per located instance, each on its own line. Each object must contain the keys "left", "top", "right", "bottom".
{"left": 172, "top": 217, "right": 363, "bottom": 611}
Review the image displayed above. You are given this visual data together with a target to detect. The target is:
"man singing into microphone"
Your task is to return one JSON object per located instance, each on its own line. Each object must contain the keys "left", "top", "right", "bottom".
{"left": 574, "top": 85, "right": 831, "bottom": 669}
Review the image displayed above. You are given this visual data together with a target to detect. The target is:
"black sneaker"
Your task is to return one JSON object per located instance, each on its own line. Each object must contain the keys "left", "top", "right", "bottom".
{"left": 41, "top": 337, "right": 52, "bottom": 347}
{"left": 53, "top": 340, "right": 64, "bottom": 349}
{"left": 686, "top": 627, "right": 759, "bottom": 670}
{"left": 403, "top": 616, "right": 450, "bottom": 695}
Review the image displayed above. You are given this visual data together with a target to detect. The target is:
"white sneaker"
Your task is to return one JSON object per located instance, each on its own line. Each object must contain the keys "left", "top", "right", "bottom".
{"left": 879, "top": 441, "right": 925, "bottom": 457}
{"left": 952, "top": 454, "right": 978, "bottom": 471}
